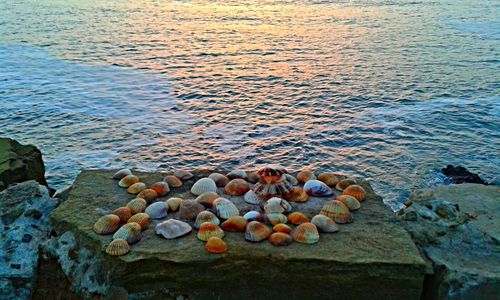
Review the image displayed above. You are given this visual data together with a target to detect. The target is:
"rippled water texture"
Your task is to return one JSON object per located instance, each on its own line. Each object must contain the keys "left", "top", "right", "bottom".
{"left": 0, "top": 0, "right": 499, "bottom": 209}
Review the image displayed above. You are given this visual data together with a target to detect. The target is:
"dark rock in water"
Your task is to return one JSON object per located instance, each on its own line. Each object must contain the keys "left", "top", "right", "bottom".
{"left": 0, "top": 138, "right": 50, "bottom": 192}
{"left": 441, "top": 165, "right": 488, "bottom": 185}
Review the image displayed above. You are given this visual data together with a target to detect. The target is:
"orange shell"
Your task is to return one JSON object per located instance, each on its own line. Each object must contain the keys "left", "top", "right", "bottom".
{"left": 273, "top": 223, "right": 292, "bottom": 234}
{"left": 336, "top": 178, "right": 356, "bottom": 191}
{"left": 282, "top": 187, "right": 309, "bottom": 203}
{"left": 150, "top": 182, "right": 170, "bottom": 197}
{"left": 93, "top": 214, "right": 120, "bottom": 235}
{"left": 137, "top": 189, "right": 158, "bottom": 204}
{"left": 195, "top": 191, "right": 219, "bottom": 208}
{"left": 113, "top": 207, "right": 132, "bottom": 223}
{"left": 320, "top": 200, "right": 353, "bottom": 224}
{"left": 291, "top": 222, "right": 319, "bottom": 244}
{"left": 127, "top": 213, "right": 151, "bottom": 230}
{"left": 208, "top": 173, "right": 230, "bottom": 187}
{"left": 224, "top": 179, "right": 250, "bottom": 196}
{"left": 287, "top": 212, "right": 309, "bottom": 225}
{"left": 221, "top": 216, "right": 248, "bottom": 232}
{"left": 127, "top": 198, "right": 147, "bottom": 214}
{"left": 118, "top": 175, "right": 140, "bottom": 187}
{"left": 126, "top": 182, "right": 146, "bottom": 194}
{"left": 105, "top": 239, "right": 130, "bottom": 256}
{"left": 197, "top": 222, "right": 225, "bottom": 241}
{"left": 245, "top": 221, "right": 271, "bottom": 242}
{"left": 342, "top": 184, "right": 366, "bottom": 202}
{"left": 269, "top": 232, "right": 293, "bottom": 247}
{"left": 296, "top": 170, "right": 316, "bottom": 183}
{"left": 164, "top": 175, "right": 183, "bottom": 188}
{"left": 205, "top": 237, "right": 228, "bottom": 254}
{"left": 317, "top": 173, "right": 340, "bottom": 187}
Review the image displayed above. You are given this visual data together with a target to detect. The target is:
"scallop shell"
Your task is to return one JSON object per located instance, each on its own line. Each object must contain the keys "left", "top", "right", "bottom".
{"left": 245, "top": 221, "right": 271, "bottom": 242}
{"left": 264, "top": 197, "right": 292, "bottom": 214}
{"left": 224, "top": 178, "right": 250, "bottom": 196}
{"left": 284, "top": 174, "right": 298, "bottom": 186}
{"left": 273, "top": 223, "right": 292, "bottom": 234}
{"left": 205, "top": 237, "right": 228, "bottom": 254}
{"left": 243, "top": 190, "right": 263, "bottom": 205}
{"left": 227, "top": 170, "right": 247, "bottom": 180}
{"left": 253, "top": 176, "right": 292, "bottom": 197}
{"left": 311, "top": 215, "right": 339, "bottom": 233}
{"left": 127, "top": 213, "right": 151, "bottom": 230}
{"left": 265, "top": 213, "right": 288, "bottom": 225}
{"left": 150, "top": 182, "right": 170, "bottom": 197}
{"left": 197, "top": 222, "right": 225, "bottom": 241}
{"left": 269, "top": 232, "right": 293, "bottom": 247}
{"left": 113, "top": 222, "right": 142, "bottom": 244}
{"left": 127, "top": 182, "right": 146, "bottom": 194}
{"left": 213, "top": 198, "right": 239, "bottom": 219}
{"left": 164, "top": 175, "right": 183, "bottom": 188}
{"left": 118, "top": 175, "right": 139, "bottom": 187}
{"left": 155, "top": 219, "right": 192, "bottom": 239}
{"left": 93, "top": 214, "right": 120, "bottom": 235}
{"left": 303, "top": 180, "right": 334, "bottom": 197}
{"left": 173, "top": 169, "right": 194, "bottom": 180}
{"left": 257, "top": 164, "right": 287, "bottom": 184}
{"left": 194, "top": 211, "right": 220, "bottom": 229}
{"left": 291, "top": 222, "right": 319, "bottom": 244}
{"left": 166, "top": 197, "right": 182, "bottom": 212}
{"left": 191, "top": 178, "right": 218, "bottom": 196}
{"left": 195, "top": 191, "right": 219, "bottom": 208}
{"left": 113, "top": 207, "right": 132, "bottom": 223}
{"left": 137, "top": 189, "right": 158, "bottom": 204}
{"left": 282, "top": 187, "right": 309, "bottom": 203}
{"left": 287, "top": 212, "right": 309, "bottom": 225}
{"left": 342, "top": 184, "right": 366, "bottom": 202}
{"left": 320, "top": 200, "right": 353, "bottom": 224}
{"left": 336, "top": 195, "right": 361, "bottom": 210}
{"left": 208, "top": 173, "right": 230, "bottom": 187}
{"left": 126, "top": 198, "right": 147, "bottom": 214}
{"left": 247, "top": 172, "right": 261, "bottom": 184}
{"left": 296, "top": 170, "right": 316, "bottom": 183}
{"left": 145, "top": 202, "right": 169, "bottom": 219}
{"left": 105, "top": 239, "right": 130, "bottom": 256}
{"left": 112, "top": 168, "right": 132, "bottom": 180}
{"left": 179, "top": 200, "right": 205, "bottom": 220}
{"left": 243, "top": 210, "right": 263, "bottom": 222}
{"left": 221, "top": 216, "right": 248, "bottom": 232}
{"left": 336, "top": 178, "right": 356, "bottom": 191}
{"left": 317, "top": 173, "right": 340, "bottom": 187}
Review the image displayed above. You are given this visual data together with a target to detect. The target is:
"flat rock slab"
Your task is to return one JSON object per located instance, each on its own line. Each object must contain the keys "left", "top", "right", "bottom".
{"left": 51, "top": 170, "right": 425, "bottom": 300}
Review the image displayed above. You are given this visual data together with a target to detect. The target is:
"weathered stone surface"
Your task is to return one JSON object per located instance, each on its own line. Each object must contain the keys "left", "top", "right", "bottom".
{"left": 401, "top": 184, "right": 500, "bottom": 300}
{"left": 50, "top": 169, "right": 426, "bottom": 299}
{"left": 0, "top": 181, "right": 60, "bottom": 300}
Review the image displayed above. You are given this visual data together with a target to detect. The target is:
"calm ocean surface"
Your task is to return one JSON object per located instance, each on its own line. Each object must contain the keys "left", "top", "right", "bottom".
{"left": 0, "top": 0, "right": 498, "bottom": 209}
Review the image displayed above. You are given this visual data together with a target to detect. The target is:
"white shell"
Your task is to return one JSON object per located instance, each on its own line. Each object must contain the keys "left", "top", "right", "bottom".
{"left": 213, "top": 198, "right": 240, "bottom": 219}
{"left": 264, "top": 197, "right": 292, "bottom": 214}
{"left": 243, "top": 211, "right": 262, "bottom": 222}
{"left": 303, "top": 180, "right": 334, "bottom": 197}
{"left": 113, "top": 222, "right": 142, "bottom": 244}
{"left": 166, "top": 197, "right": 183, "bottom": 211}
{"left": 194, "top": 211, "right": 220, "bottom": 229}
{"left": 145, "top": 202, "right": 169, "bottom": 219}
{"left": 112, "top": 168, "right": 132, "bottom": 180}
{"left": 284, "top": 174, "right": 298, "bottom": 186}
{"left": 155, "top": 219, "right": 192, "bottom": 239}
{"left": 311, "top": 215, "right": 339, "bottom": 233}
{"left": 243, "top": 190, "right": 263, "bottom": 205}
{"left": 190, "top": 178, "right": 218, "bottom": 195}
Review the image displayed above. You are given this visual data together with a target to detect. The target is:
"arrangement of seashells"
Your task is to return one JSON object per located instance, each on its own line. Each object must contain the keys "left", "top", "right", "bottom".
{"left": 97, "top": 166, "right": 367, "bottom": 256}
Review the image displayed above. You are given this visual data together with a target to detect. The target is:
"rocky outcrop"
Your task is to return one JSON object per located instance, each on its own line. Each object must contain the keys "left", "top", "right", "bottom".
{"left": 0, "top": 138, "right": 49, "bottom": 192}
{"left": 441, "top": 165, "right": 488, "bottom": 185}
{"left": 400, "top": 184, "right": 499, "bottom": 300}
{"left": 0, "top": 181, "right": 60, "bottom": 300}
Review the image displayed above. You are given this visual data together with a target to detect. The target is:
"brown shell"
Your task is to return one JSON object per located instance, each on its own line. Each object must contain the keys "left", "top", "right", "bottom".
{"left": 150, "top": 182, "right": 170, "bottom": 197}
{"left": 164, "top": 175, "right": 183, "bottom": 188}
{"left": 93, "top": 214, "right": 120, "bottom": 235}
{"left": 118, "top": 175, "right": 140, "bottom": 188}
{"left": 205, "top": 237, "right": 228, "bottom": 254}
{"left": 287, "top": 212, "right": 310, "bottom": 225}
{"left": 296, "top": 170, "right": 316, "bottom": 183}
{"left": 208, "top": 173, "right": 230, "bottom": 187}
{"left": 126, "top": 198, "right": 147, "bottom": 214}
{"left": 173, "top": 169, "right": 194, "bottom": 180}
{"left": 269, "top": 232, "right": 293, "bottom": 247}
{"left": 257, "top": 165, "right": 287, "bottom": 184}
{"left": 197, "top": 222, "right": 225, "bottom": 241}
{"left": 113, "top": 207, "right": 132, "bottom": 223}
{"left": 247, "top": 172, "right": 261, "bottom": 184}
{"left": 342, "top": 184, "right": 366, "bottom": 202}
{"left": 336, "top": 195, "right": 361, "bottom": 210}
{"left": 253, "top": 177, "right": 292, "bottom": 197}
{"left": 317, "top": 173, "right": 340, "bottom": 187}
{"left": 221, "top": 216, "right": 248, "bottom": 232}
{"left": 245, "top": 221, "right": 271, "bottom": 242}
{"left": 335, "top": 178, "right": 356, "bottom": 191}
{"left": 273, "top": 223, "right": 292, "bottom": 234}
{"left": 320, "top": 200, "right": 353, "bottom": 224}
{"left": 105, "top": 239, "right": 130, "bottom": 256}
{"left": 195, "top": 191, "right": 219, "bottom": 208}
{"left": 137, "top": 189, "right": 158, "bottom": 204}
{"left": 194, "top": 211, "right": 220, "bottom": 229}
{"left": 126, "top": 182, "right": 146, "bottom": 194}
{"left": 179, "top": 200, "right": 205, "bottom": 220}
{"left": 282, "top": 187, "right": 309, "bottom": 203}
{"left": 127, "top": 213, "right": 151, "bottom": 230}
{"left": 291, "top": 222, "right": 319, "bottom": 244}
{"left": 224, "top": 179, "right": 250, "bottom": 196}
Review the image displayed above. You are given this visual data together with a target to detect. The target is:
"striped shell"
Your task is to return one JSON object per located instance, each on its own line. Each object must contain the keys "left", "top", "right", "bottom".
{"left": 265, "top": 213, "right": 288, "bottom": 225}
{"left": 208, "top": 173, "right": 230, "bottom": 187}
{"left": 127, "top": 182, "right": 146, "bottom": 194}
{"left": 284, "top": 174, "right": 298, "bottom": 186}
{"left": 166, "top": 197, "right": 182, "bottom": 212}
{"left": 179, "top": 200, "right": 205, "bottom": 220}
{"left": 194, "top": 211, "right": 220, "bottom": 229}
{"left": 245, "top": 221, "right": 271, "bottom": 242}
{"left": 113, "top": 222, "right": 142, "bottom": 244}
{"left": 127, "top": 213, "right": 151, "bottom": 230}
{"left": 205, "top": 237, "right": 228, "bottom": 254}
{"left": 145, "top": 202, "right": 169, "bottom": 219}
{"left": 150, "top": 182, "right": 170, "bottom": 197}
{"left": 273, "top": 223, "right": 292, "bottom": 234}
{"left": 282, "top": 187, "right": 309, "bottom": 203}
{"left": 221, "top": 216, "right": 248, "bottom": 232}
{"left": 303, "top": 180, "right": 334, "bottom": 197}
{"left": 112, "top": 168, "right": 132, "bottom": 180}
{"left": 113, "top": 207, "right": 132, "bottom": 223}
{"left": 269, "top": 232, "right": 293, "bottom": 247}
{"left": 155, "top": 219, "right": 192, "bottom": 239}
{"left": 253, "top": 177, "right": 292, "bottom": 197}
{"left": 296, "top": 170, "right": 316, "bottom": 183}
{"left": 191, "top": 178, "right": 218, "bottom": 196}
{"left": 243, "top": 190, "right": 263, "bottom": 205}
{"left": 317, "top": 173, "right": 340, "bottom": 187}
{"left": 287, "top": 212, "right": 309, "bottom": 225}
{"left": 311, "top": 215, "right": 339, "bottom": 233}
{"left": 320, "top": 200, "right": 353, "bottom": 224}
{"left": 213, "top": 198, "right": 240, "bottom": 219}
{"left": 118, "top": 175, "right": 139, "bottom": 187}
{"left": 337, "top": 194, "right": 361, "bottom": 210}
{"left": 243, "top": 211, "right": 263, "bottom": 222}
{"left": 342, "top": 184, "right": 366, "bottom": 202}
{"left": 173, "top": 169, "right": 194, "bottom": 180}
{"left": 164, "top": 175, "right": 183, "bottom": 188}
{"left": 137, "top": 189, "right": 158, "bottom": 204}
{"left": 93, "top": 214, "right": 120, "bottom": 235}
{"left": 336, "top": 178, "right": 356, "bottom": 191}
{"left": 291, "top": 222, "right": 319, "bottom": 244}
{"left": 227, "top": 170, "right": 247, "bottom": 180}
{"left": 195, "top": 191, "right": 219, "bottom": 208}
{"left": 224, "top": 178, "right": 250, "bottom": 196}
{"left": 126, "top": 198, "right": 147, "bottom": 214}
{"left": 105, "top": 239, "right": 130, "bottom": 256}
{"left": 197, "top": 222, "right": 225, "bottom": 241}
{"left": 264, "top": 197, "right": 292, "bottom": 214}
{"left": 257, "top": 164, "right": 287, "bottom": 184}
